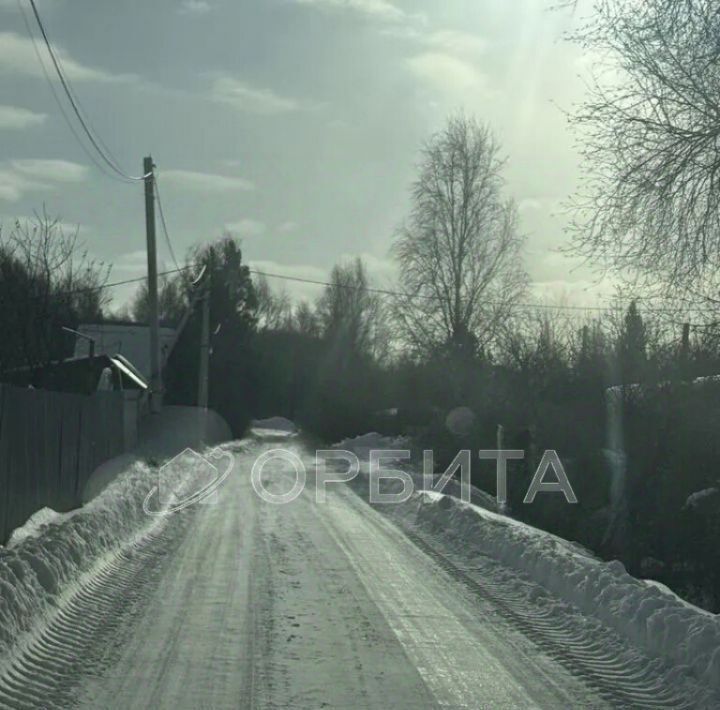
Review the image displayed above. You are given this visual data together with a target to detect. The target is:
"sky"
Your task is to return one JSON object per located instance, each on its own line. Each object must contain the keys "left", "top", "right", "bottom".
{"left": 0, "top": 0, "right": 609, "bottom": 310}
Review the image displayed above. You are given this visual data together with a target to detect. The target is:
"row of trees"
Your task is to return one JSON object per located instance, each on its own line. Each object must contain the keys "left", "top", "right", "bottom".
{"left": 0, "top": 211, "right": 107, "bottom": 374}
{"left": 5, "top": 0, "right": 720, "bottom": 609}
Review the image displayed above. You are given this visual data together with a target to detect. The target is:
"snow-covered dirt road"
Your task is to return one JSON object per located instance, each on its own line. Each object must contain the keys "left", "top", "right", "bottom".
{"left": 2, "top": 435, "right": 717, "bottom": 709}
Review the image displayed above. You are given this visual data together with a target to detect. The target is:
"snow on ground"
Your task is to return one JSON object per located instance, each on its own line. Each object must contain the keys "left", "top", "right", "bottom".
{"left": 7, "top": 507, "right": 66, "bottom": 546}
{"left": 336, "top": 433, "right": 720, "bottom": 696}
{"left": 684, "top": 487, "right": 719, "bottom": 510}
{"left": 335, "top": 432, "right": 497, "bottom": 511}
{"left": 251, "top": 416, "right": 297, "bottom": 433}
{"left": 0, "top": 448, "right": 221, "bottom": 675}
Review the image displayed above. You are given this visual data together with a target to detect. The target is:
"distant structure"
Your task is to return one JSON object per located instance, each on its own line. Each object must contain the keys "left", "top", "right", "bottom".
{"left": 2, "top": 354, "right": 148, "bottom": 396}
{"left": 74, "top": 323, "right": 176, "bottom": 381}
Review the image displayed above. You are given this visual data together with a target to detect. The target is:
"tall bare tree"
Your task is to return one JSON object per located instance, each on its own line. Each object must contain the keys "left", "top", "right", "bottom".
{"left": 0, "top": 210, "right": 108, "bottom": 370}
{"left": 568, "top": 0, "right": 720, "bottom": 298}
{"left": 316, "top": 258, "right": 387, "bottom": 363}
{"left": 254, "top": 274, "right": 293, "bottom": 331}
{"left": 392, "top": 114, "right": 527, "bottom": 357}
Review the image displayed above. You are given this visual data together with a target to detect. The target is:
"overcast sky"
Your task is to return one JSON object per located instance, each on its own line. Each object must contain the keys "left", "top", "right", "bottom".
{"left": 0, "top": 0, "right": 608, "bottom": 309}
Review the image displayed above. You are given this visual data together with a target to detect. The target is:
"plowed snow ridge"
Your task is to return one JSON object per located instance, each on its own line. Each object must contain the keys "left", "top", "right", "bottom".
{"left": 336, "top": 432, "right": 720, "bottom": 703}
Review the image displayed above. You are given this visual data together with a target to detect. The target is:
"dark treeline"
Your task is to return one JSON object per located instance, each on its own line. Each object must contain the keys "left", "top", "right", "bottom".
{"left": 0, "top": 211, "right": 107, "bottom": 374}
{"left": 5, "top": 213, "right": 719, "bottom": 611}
{"left": 4, "top": 112, "right": 719, "bottom": 613}
{"left": 247, "top": 277, "right": 720, "bottom": 613}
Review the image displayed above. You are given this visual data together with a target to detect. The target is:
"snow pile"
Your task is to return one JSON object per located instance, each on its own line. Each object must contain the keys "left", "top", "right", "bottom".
{"left": 334, "top": 432, "right": 411, "bottom": 458}
{"left": 684, "top": 487, "right": 719, "bottom": 510}
{"left": 334, "top": 433, "right": 497, "bottom": 511}
{"left": 251, "top": 416, "right": 298, "bottom": 436}
{"left": 7, "top": 508, "right": 65, "bottom": 546}
{"left": 400, "top": 492, "right": 720, "bottom": 692}
{"left": 0, "top": 451, "right": 206, "bottom": 664}
{"left": 333, "top": 432, "right": 720, "bottom": 693}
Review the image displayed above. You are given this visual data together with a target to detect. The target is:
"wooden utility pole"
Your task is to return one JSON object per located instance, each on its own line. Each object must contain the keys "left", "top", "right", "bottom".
{"left": 144, "top": 155, "right": 162, "bottom": 413}
{"left": 198, "top": 283, "right": 210, "bottom": 409}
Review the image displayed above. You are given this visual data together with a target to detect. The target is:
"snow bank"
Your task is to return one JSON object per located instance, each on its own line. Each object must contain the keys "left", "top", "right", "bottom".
{"left": 403, "top": 492, "right": 720, "bottom": 692}
{"left": 684, "top": 487, "right": 719, "bottom": 510}
{"left": 335, "top": 432, "right": 497, "bottom": 512}
{"left": 0, "top": 449, "right": 214, "bottom": 666}
{"left": 334, "top": 432, "right": 411, "bottom": 458}
{"left": 251, "top": 416, "right": 297, "bottom": 434}
{"left": 335, "top": 434, "right": 720, "bottom": 694}
{"left": 6, "top": 508, "right": 65, "bottom": 547}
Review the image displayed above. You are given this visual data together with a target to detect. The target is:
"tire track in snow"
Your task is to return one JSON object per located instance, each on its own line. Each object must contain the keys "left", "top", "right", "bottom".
{"left": 402, "top": 527, "right": 720, "bottom": 709}
{"left": 0, "top": 513, "right": 192, "bottom": 709}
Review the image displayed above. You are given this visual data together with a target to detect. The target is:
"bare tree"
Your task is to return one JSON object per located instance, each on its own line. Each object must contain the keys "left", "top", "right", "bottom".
{"left": 0, "top": 210, "right": 109, "bottom": 369}
{"left": 130, "top": 273, "right": 188, "bottom": 327}
{"left": 254, "top": 274, "right": 293, "bottom": 331}
{"left": 316, "top": 258, "right": 388, "bottom": 363}
{"left": 292, "top": 300, "right": 320, "bottom": 338}
{"left": 568, "top": 0, "right": 720, "bottom": 296}
{"left": 392, "top": 114, "right": 527, "bottom": 358}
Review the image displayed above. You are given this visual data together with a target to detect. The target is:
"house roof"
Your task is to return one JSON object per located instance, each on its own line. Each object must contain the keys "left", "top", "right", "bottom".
{"left": 74, "top": 323, "right": 176, "bottom": 381}
{"left": 2, "top": 354, "right": 148, "bottom": 394}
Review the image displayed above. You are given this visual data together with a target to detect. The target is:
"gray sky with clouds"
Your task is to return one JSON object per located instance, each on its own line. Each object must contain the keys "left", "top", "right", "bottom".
{"left": 0, "top": 0, "right": 609, "bottom": 309}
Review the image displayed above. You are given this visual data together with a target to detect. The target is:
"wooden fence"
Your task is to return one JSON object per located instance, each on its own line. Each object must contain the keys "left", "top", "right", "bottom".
{"left": 0, "top": 384, "right": 125, "bottom": 543}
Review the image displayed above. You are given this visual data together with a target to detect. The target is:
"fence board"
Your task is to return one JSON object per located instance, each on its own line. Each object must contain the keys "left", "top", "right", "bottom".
{"left": 0, "top": 384, "right": 126, "bottom": 542}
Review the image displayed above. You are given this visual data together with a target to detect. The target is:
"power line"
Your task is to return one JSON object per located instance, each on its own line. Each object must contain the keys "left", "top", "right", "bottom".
{"left": 4, "top": 259, "right": 713, "bottom": 320}
{"left": 153, "top": 176, "right": 183, "bottom": 275}
{"left": 16, "top": 0, "right": 122, "bottom": 181}
{"left": 23, "top": 0, "right": 149, "bottom": 183}
{"left": 2, "top": 266, "right": 193, "bottom": 306}
{"left": 247, "top": 268, "right": 710, "bottom": 316}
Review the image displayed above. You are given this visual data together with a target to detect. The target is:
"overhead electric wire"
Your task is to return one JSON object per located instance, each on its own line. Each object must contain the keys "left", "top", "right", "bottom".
{"left": 24, "top": 0, "right": 150, "bottom": 182}
{"left": 247, "top": 268, "right": 709, "bottom": 316}
{"left": 14, "top": 0, "right": 717, "bottom": 323}
{"left": 16, "top": 0, "right": 122, "bottom": 181}
{"left": 4, "top": 266, "right": 193, "bottom": 306}
{"left": 153, "top": 175, "right": 183, "bottom": 276}
{"left": 6, "top": 261, "right": 713, "bottom": 320}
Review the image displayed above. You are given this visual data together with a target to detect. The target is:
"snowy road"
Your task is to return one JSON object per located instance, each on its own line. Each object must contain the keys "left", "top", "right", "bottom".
{"left": 3, "top": 436, "right": 714, "bottom": 708}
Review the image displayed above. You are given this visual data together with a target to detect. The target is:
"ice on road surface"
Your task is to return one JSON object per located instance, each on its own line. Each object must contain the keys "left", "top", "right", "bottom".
{"left": 1, "top": 432, "right": 718, "bottom": 708}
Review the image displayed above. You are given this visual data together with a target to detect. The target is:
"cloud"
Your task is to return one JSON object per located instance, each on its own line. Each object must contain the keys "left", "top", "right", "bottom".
{"left": 0, "top": 32, "right": 135, "bottom": 82}
{"left": 10, "top": 159, "right": 89, "bottom": 182}
{"left": 406, "top": 51, "right": 488, "bottom": 95}
{"left": 210, "top": 76, "right": 304, "bottom": 115}
{"left": 425, "top": 30, "right": 487, "bottom": 59}
{"left": 339, "top": 251, "right": 397, "bottom": 284}
{"left": 3, "top": 213, "right": 86, "bottom": 236}
{"left": 112, "top": 249, "right": 149, "bottom": 274}
{"left": 225, "top": 218, "right": 266, "bottom": 237}
{"left": 385, "top": 26, "right": 489, "bottom": 98}
{"left": 530, "top": 277, "right": 618, "bottom": 308}
{"left": 277, "top": 220, "right": 298, "bottom": 233}
{"left": 387, "top": 26, "right": 487, "bottom": 57}
{"left": 292, "top": 0, "right": 409, "bottom": 23}
{"left": 162, "top": 169, "right": 254, "bottom": 192}
{"left": 0, "top": 159, "right": 88, "bottom": 201}
{"left": 179, "top": 0, "right": 211, "bottom": 15}
{"left": 0, "top": 104, "right": 47, "bottom": 130}
{"left": 0, "top": 170, "right": 48, "bottom": 201}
